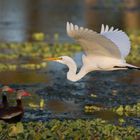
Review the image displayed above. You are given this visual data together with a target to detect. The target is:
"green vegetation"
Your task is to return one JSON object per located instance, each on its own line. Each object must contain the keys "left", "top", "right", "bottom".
{"left": 0, "top": 42, "right": 81, "bottom": 71}
{"left": 0, "top": 119, "right": 139, "bottom": 140}
{"left": 84, "top": 105, "right": 103, "bottom": 112}
{"left": 84, "top": 102, "right": 140, "bottom": 116}
{"left": 0, "top": 32, "right": 139, "bottom": 71}
{"left": 112, "top": 103, "right": 140, "bottom": 116}
{"left": 127, "top": 34, "right": 140, "bottom": 63}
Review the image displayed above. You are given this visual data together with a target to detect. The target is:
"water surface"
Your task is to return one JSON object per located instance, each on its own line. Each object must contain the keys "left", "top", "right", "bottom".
{"left": 0, "top": 0, "right": 140, "bottom": 42}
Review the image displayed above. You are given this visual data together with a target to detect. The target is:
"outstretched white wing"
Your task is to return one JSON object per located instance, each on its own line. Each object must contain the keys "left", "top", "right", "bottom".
{"left": 100, "top": 24, "right": 131, "bottom": 58}
{"left": 66, "top": 22, "right": 121, "bottom": 59}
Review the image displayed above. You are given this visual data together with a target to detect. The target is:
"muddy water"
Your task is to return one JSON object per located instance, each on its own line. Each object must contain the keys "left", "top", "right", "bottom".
{"left": 0, "top": 70, "right": 48, "bottom": 84}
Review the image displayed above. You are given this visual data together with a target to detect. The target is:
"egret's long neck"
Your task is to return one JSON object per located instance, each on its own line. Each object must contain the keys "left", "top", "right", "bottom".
{"left": 66, "top": 58, "right": 87, "bottom": 82}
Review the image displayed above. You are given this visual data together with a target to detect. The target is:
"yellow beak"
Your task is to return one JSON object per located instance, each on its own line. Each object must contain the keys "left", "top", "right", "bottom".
{"left": 43, "top": 57, "right": 62, "bottom": 61}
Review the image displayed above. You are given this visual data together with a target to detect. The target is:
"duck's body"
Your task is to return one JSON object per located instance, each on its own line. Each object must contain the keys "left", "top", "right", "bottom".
{"left": 0, "top": 99, "right": 23, "bottom": 123}
{"left": 0, "top": 90, "right": 30, "bottom": 123}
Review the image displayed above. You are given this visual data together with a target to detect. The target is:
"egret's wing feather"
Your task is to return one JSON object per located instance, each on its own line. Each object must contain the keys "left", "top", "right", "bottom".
{"left": 67, "top": 22, "right": 121, "bottom": 59}
{"left": 100, "top": 25, "right": 131, "bottom": 58}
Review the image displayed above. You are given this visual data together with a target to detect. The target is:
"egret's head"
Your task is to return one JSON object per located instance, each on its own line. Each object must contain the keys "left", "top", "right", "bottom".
{"left": 43, "top": 56, "right": 73, "bottom": 65}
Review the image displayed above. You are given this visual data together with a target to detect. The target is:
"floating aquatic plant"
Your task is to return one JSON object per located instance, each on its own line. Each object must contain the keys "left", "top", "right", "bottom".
{"left": 84, "top": 105, "right": 103, "bottom": 113}
{"left": 0, "top": 119, "right": 139, "bottom": 139}
{"left": 0, "top": 32, "right": 139, "bottom": 72}
{"left": 32, "top": 32, "right": 46, "bottom": 41}
{"left": 0, "top": 41, "right": 82, "bottom": 71}
{"left": 112, "top": 102, "right": 140, "bottom": 116}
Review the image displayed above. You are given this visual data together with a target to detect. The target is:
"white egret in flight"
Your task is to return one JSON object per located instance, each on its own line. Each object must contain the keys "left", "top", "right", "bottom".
{"left": 44, "top": 22, "right": 140, "bottom": 82}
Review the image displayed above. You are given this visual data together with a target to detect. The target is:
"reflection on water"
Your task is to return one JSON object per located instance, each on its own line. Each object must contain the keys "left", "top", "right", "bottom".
{"left": 118, "top": 71, "right": 140, "bottom": 84}
{"left": 0, "top": 0, "right": 84, "bottom": 42}
{"left": 0, "top": 70, "right": 48, "bottom": 84}
{"left": 85, "top": 110, "right": 120, "bottom": 121}
{"left": 0, "top": 0, "right": 140, "bottom": 42}
{"left": 46, "top": 99, "right": 80, "bottom": 113}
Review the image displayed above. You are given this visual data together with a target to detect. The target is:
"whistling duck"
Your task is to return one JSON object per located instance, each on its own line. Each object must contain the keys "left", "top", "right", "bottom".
{"left": 0, "top": 90, "right": 31, "bottom": 123}
{"left": 0, "top": 86, "right": 15, "bottom": 109}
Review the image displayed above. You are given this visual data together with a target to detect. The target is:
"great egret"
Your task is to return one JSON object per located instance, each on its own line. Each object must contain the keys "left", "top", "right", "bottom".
{"left": 44, "top": 22, "right": 140, "bottom": 82}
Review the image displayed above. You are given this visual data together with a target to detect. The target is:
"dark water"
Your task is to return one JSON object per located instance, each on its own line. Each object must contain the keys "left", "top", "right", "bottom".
{"left": 0, "top": 0, "right": 140, "bottom": 42}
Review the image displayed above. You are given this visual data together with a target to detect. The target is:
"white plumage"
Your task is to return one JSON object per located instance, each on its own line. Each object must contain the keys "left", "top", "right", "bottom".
{"left": 45, "top": 22, "right": 139, "bottom": 82}
{"left": 66, "top": 22, "right": 121, "bottom": 59}
{"left": 100, "top": 24, "right": 131, "bottom": 58}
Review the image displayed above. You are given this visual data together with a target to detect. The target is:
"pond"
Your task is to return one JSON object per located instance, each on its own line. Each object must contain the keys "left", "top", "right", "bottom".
{"left": 0, "top": 49, "right": 139, "bottom": 129}
{"left": 0, "top": 0, "right": 140, "bottom": 132}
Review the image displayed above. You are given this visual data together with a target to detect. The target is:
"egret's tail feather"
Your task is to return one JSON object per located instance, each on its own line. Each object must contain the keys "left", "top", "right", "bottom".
{"left": 114, "top": 65, "right": 140, "bottom": 70}
{"left": 125, "top": 66, "right": 140, "bottom": 70}
{"left": 125, "top": 63, "right": 140, "bottom": 70}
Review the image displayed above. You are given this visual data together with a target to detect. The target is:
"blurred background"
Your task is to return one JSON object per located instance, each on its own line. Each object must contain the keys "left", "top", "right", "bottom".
{"left": 0, "top": 0, "right": 140, "bottom": 43}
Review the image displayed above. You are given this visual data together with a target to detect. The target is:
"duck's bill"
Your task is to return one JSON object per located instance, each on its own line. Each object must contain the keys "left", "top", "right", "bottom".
{"left": 43, "top": 57, "right": 62, "bottom": 61}
{"left": 22, "top": 91, "right": 31, "bottom": 96}
{"left": 8, "top": 88, "right": 15, "bottom": 93}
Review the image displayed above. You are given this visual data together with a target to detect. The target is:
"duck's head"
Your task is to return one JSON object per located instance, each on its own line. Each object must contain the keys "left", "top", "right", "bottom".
{"left": 1, "top": 86, "right": 15, "bottom": 93}
{"left": 17, "top": 90, "right": 31, "bottom": 99}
